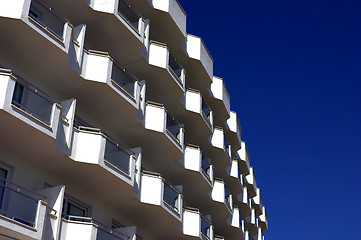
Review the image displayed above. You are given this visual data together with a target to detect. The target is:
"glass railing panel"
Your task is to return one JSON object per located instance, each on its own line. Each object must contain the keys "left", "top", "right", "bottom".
{"left": 224, "top": 136, "right": 230, "bottom": 154}
{"left": 104, "top": 137, "right": 131, "bottom": 175}
{"left": 224, "top": 185, "right": 231, "bottom": 209}
{"left": 11, "top": 81, "right": 54, "bottom": 126}
{"left": 0, "top": 178, "right": 45, "bottom": 228}
{"left": 201, "top": 154, "right": 211, "bottom": 181}
{"left": 29, "top": 0, "right": 67, "bottom": 41}
{"left": 163, "top": 182, "right": 179, "bottom": 212}
{"left": 118, "top": 0, "right": 141, "bottom": 33}
{"left": 111, "top": 60, "right": 137, "bottom": 99}
{"left": 201, "top": 215, "right": 211, "bottom": 239}
{"left": 166, "top": 112, "right": 182, "bottom": 144}
{"left": 201, "top": 98, "right": 211, "bottom": 122}
{"left": 168, "top": 52, "right": 182, "bottom": 85}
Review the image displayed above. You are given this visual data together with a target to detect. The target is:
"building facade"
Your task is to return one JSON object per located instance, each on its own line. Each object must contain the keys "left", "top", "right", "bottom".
{"left": 0, "top": 0, "right": 268, "bottom": 239}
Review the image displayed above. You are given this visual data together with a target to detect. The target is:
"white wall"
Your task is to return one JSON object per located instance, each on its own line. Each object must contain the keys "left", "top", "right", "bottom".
{"left": 210, "top": 128, "right": 225, "bottom": 149}
{"left": 140, "top": 174, "right": 162, "bottom": 206}
{"left": 148, "top": 43, "right": 168, "bottom": 69}
{"left": 183, "top": 210, "right": 200, "bottom": 237}
{"left": 183, "top": 146, "right": 201, "bottom": 172}
{"left": 185, "top": 90, "right": 201, "bottom": 114}
{"left": 144, "top": 104, "right": 165, "bottom": 133}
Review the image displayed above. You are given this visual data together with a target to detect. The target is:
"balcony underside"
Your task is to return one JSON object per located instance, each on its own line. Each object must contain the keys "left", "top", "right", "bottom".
{"left": 244, "top": 222, "right": 257, "bottom": 237}
{"left": 182, "top": 59, "right": 213, "bottom": 95}
{"left": 47, "top": 0, "right": 144, "bottom": 64}
{"left": 126, "top": 59, "right": 185, "bottom": 113}
{"left": 125, "top": 128, "right": 183, "bottom": 181}
{"left": 204, "top": 96, "right": 229, "bottom": 127}
{"left": 132, "top": 0, "right": 186, "bottom": 58}
{"left": 238, "top": 202, "right": 251, "bottom": 219}
{"left": 225, "top": 178, "right": 243, "bottom": 205}
{"left": 226, "top": 227, "right": 245, "bottom": 240}
{"left": 173, "top": 170, "right": 212, "bottom": 208}
{"left": 182, "top": 112, "right": 212, "bottom": 146}
{"left": 202, "top": 147, "right": 230, "bottom": 179}
{"left": 224, "top": 131, "right": 241, "bottom": 156}
{"left": 0, "top": 112, "right": 137, "bottom": 207}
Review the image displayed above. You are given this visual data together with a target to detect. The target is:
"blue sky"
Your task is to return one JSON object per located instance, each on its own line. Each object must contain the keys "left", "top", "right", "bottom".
{"left": 181, "top": 0, "right": 361, "bottom": 239}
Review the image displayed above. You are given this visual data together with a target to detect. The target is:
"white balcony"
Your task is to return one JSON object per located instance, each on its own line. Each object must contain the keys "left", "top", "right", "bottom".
{"left": 252, "top": 188, "right": 263, "bottom": 217}
{"left": 214, "top": 235, "right": 225, "bottom": 240}
{"left": 209, "top": 127, "right": 232, "bottom": 178}
{"left": 147, "top": 41, "right": 186, "bottom": 90}
{"left": 237, "top": 141, "right": 251, "bottom": 176}
{"left": 60, "top": 216, "right": 136, "bottom": 240}
{"left": 137, "top": 171, "right": 183, "bottom": 238}
{"left": 245, "top": 167, "right": 257, "bottom": 198}
{"left": 226, "top": 158, "right": 244, "bottom": 203}
{"left": 238, "top": 186, "right": 251, "bottom": 218}
{"left": 209, "top": 180, "right": 232, "bottom": 227}
{"left": 0, "top": 180, "right": 64, "bottom": 240}
{"left": 0, "top": 0, "right": 73, "bottom": 53}
{"left": 133, "top": 0, "right": 187, "bottom": 54}
{"left": 67, "top": 125, "right": 141, "bottom": 188}
{"left": 183, "top": 208, "right": 214, "bottom": 240}
{"left": 182, "top": 34, "right": 213, "bottom": 92}
{"left": 229, "top": 206, "right": 245, "bottom": 240}
{"left": 0, "top": 69, "right": 61, "bottom": 139}
{"left": 45, "top": 0, "right": 147, "bottom": 64}
{"left": 178, "top": 145, "right": 213, "bottom": 206}
{"left": 225, "top": 111, "right": 242, "bottom": 154}
{"left": 79, "top": 49, "right": 144, "bottom": 109}
{"left": 245, "top": 208, "right": 257, "bottom": 237}
{"left": 207, "top": 76, "right": 231, "bottom": 126}
{"left": 258, "top": 206, "right": 268, "bottom": 232}
{"left": 181, "top": 89, "right": 213, "bottom": 143}
{"left": 140, "top": 101, "right": 184, "bottom": 150}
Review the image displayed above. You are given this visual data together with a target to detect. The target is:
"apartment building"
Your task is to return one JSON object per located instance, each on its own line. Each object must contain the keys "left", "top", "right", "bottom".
{"left": 0, "top": 0, "right": 268, "bottom": 239}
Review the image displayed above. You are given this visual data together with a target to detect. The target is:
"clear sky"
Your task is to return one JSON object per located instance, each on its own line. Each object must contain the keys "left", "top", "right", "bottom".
{"left": 180, "top": 0, "right": 361, "bottom": 239}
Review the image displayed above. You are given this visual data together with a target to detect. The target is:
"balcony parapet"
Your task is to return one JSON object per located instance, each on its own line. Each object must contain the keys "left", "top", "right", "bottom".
{"left": 245, "top": 207, "right": 257, "bottom": 236}
{"left": 139, "top": 171, "right": 183, "bottom": 221}
{"left": 181, "top": 34, "right": 213, "bottom": 91}
{"left": 236, "top": 141, "right": 251, "bottom": 176}
{"left": 145, "top": 40, "right": 186, "bottom": 90}
{"left": 226, "top": 158, "right": 245, "bottom": 202}
{"left": 0, "top": 68, "right": 62, "bottom": 138}
{"left": 77, "top": 48, "right": 145, "bottom": 109}
{"left": 238, "top": 186, "right": 251, "bottom": 218}
{"left": 67, "top": 124, "right": 141, "bottom": 188}
{"left": 209, "top": 127, "right": 232, "bottom": 176}
{"left": 0, "top": 179, "right": 64, "bottom": 240}
{"left": 225, "top": 111, "right": 242, "bottom": 153}
{"left": 207, "top": 76, "right": 231, "bottom": 126}
{"left": 245, "top": 167, "right": 257, "bottom": 198}
{"left": 211, "top": 179, "right": 233, "bottom": 215}
{"left": 252, "top": 188, "right": 263, "bottom": 217}
{"left": 60, "top": 215, "right": 136, "bottom": 240}
{"left": 183, "top": 207, "right": 214, "bottom": 240}
{"left": 258, "top": 206, "right": 268, "bottom": 232}
{"left": 183, "top": 88, "right": 213, "bottom": 131}
{"left": 182, "top": 145, "right": 213, "bottom": 186}
{"left": 229, "top": 206, "right": 246, "bottom": 240}
{"left": 0, "top": 0, "right": 75, "bottom": 52}
{"left": 138, "top": 101, "right": 184, "bottom": 151}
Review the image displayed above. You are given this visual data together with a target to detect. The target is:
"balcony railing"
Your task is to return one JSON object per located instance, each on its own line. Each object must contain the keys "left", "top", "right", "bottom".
{"left": 201, "top": 154, "right": 212, "bottom": 182}
{"left": 163, "top": 181, "right": 180, "bottom": 214}
{"left": 0, "top": 177, "right": 50, "bottom": 228}
{"left": 201, "top": 98, "right": 212, "bottom": 126}
{"left": 224, "top": 185, "right": 232, "bottom": 211}
{"left": 62, "top": 215, "right": 130, "bottom": 240}
{"left": 104, "top": 136, "right": 133, "bottom": 176}
{"left": 74, "top": 124, "right": 134, "bottom": 177}
{"left": 117, "top": 0, "right": 142, "bottom": 34}
{"left": 201, "top": 215, "right": 212, "bottom": 240}
{"left": 224, "top": 136, "right": 230, "bottom": 155}
{"left": 110, "top": 57, "right": 140, "bottom": 100}
{"left": 11, "top": 80, "right": 55, "bottom": 127}
{"left": 166, "top": 110, "right": 183, "bottom": 145}
{"left": 168, "top": 52, "right": 183, "bottom": 85}
{"left": 28, "top": 0, "right": 68, "bottom": 42}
